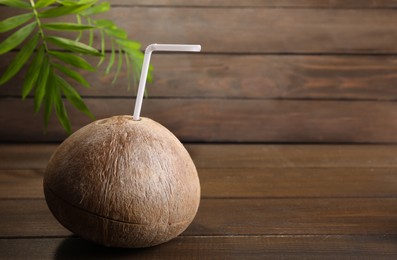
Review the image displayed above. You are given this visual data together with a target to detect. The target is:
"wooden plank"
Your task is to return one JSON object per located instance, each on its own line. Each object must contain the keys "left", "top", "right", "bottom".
{"left": 1, "top": 98, "right": 397, "bottom": 143}
{"left": 2, "top": 0, "right": 397, "bottom": 9}
{"left": 3, "top": 54, "right": 397, "bottom": 100}
{"left": 200, "top": 167, "right": 397, "bottom": 198}
{"left": 0, "top": 144, "right": 55, "bottom": 169}
{"left": 192, "top": 198, "right": 397, "bottom": 235}
{"left": 2, "top": 8, "right": 397, "bottom": 54}
{"left": 0, "top": 170, "right": 43, "bottom": 199}
{"left": 0, "top": 199, "right": 70, "bottom": 237}
{"left": 187, "top": 145, "right": 397, "bottom": 168}
{"left": 3, "top": 144, "right": 397, "bottom": 169}
{"left": 113, "top": 0, "right": 397, "bottom": 8}
{"left": 2, "top": 236, "right": 397, "bottom": 259}
{"left": 94, "top": 7, "right": 397, "bottom": 53}
{"left": 2, "top": 198, "right": 397, "bottom": 237}
{"left": 3, "top": 167, "right": 397, "bottom": 199}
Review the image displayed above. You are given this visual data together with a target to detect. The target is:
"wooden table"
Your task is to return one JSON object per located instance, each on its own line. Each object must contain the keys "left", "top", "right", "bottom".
{"left": 1, "top": 144, "right": 397, "bottom": 259}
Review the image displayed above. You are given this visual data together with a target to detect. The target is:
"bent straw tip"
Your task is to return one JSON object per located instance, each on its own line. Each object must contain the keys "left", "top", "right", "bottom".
{"left": 145, "top": 43, "right": 202, "bottom": 53}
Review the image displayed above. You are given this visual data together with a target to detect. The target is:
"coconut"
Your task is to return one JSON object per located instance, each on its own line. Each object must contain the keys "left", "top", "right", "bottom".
{"left": 43, "top": 116, "right": 200, "bottom": 248}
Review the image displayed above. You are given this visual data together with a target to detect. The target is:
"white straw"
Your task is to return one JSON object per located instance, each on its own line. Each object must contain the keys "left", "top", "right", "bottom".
{"left": 133, "top": 44, "right": 201, "bottom": 121}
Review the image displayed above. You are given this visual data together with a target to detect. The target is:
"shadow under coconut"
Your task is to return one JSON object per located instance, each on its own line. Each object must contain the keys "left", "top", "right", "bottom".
{"left": 54, "top": 236, "right": 171, "bottom": 259}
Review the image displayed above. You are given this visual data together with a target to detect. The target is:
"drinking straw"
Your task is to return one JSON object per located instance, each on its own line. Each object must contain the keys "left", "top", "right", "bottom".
{"left": 133, "top": 44, "right": 201, "bottom": 121}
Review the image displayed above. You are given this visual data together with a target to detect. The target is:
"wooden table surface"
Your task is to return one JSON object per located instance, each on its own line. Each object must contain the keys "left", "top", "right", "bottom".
{"left": 2, "top": 144, "right": 397, "bottom": 259}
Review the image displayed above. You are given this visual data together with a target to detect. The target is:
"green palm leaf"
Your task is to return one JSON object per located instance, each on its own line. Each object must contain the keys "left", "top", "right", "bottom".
{"left": 34, "top": 57, "right": 50, "bottom": 113}
{"left": 0, "top": 0, "right": 149, "bottom": 134}
{"left": 54, "top": 88, "right": 72, "bottom": 134}
{"left": 38, "top": 1, "right": 97, "bottom": 18}
{"left": 95, "top": 19, "right": 115, "bottom": 29}
{"left": 124, "top": 51, "right": 131, "bottom": 89}
{"left": 57, "top": 75, "right": 94, "bottom": 119}
{"left": 42, "top": 23, "right": 94, "bottom": 31}
{"left": 46, "top": 36, "right": 101, "bottom": 56}
{"left": 60, "top": 0, "right": 96, "bottom": 6}
{"left": 105, "top": 41, "right": 115, "bottom": 74}
{"left": 97, "top": 29, "right": 105, "bottom": 66}
{"left": 0, "top": 22, "right": 37, "bottom": 55}
{"left": 43, "top": 71, "right": 55, "bottom": 128}
{"left": 87, "top": 18, "right": 94, "bottom": 47}
{"left": 49, "top": 51, "right": 95, "bottom": 71}
{"left": 35, "top": 0, "right": 57, "bottom": 8}
{"left": 80, "top": 2, "right": 110, "bottom": 16}
{"left": 0, "top": 33, "right": 39, "bottom": 85}
{"left": 105, "top": 27, "right": 127, "bottom": 39}
{"left": 116, "top": 39, "right": 141, "bottom": 51}
{"left": 52, "top": 63, "right": 90, "bottom": 88}
{"left": 75, "top": 14, "right": 83, "bottom": 41}
{"left": 0, "top": 0, "right": 30, "bottom": 9}
{"left": 22, "top": 45, "right": 45, "bottom": 99}
{"left": 0, "top": 13, "right": 34, "bottom": 33}
{"left": 112, "top": 48, "right": 123, "bottom": 84}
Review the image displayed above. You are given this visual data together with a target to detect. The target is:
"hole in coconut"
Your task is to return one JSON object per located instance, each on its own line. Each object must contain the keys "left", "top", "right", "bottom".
{"left": 96, "top": 119, "right": 109, "bottom": 125}
{"left": 122, "top": 115, "right": 134, "bottom": 120}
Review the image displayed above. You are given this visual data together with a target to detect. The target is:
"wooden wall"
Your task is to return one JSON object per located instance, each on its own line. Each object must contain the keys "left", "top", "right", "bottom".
{"left": 2, "top": 0, "right": 397, "bottom": 143}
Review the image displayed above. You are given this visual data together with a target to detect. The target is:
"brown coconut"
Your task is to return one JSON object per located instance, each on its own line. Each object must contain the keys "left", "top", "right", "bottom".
{"left": 43, "top": 116, "right": 200, "bottom": 248}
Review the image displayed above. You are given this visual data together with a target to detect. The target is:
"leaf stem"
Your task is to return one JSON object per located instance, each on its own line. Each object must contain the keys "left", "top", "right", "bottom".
{"left": 29, "top": 0, "right": 49, "bottom": 53}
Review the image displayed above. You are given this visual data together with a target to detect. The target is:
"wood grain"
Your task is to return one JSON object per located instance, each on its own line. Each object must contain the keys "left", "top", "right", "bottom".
{"left": 2, "top": 144, "right": 397, "bottom": 257}
{"left": 1, "top": 0, "right": 397, "bottom": 255}
{"left": 200, "top": 167, "right": 397, "bottom": 198}
{"left": 2, "top": 98, "right": 397, "bottom": 143}
{"left": 2, "top": 235, "right": 397, "bottom": 259}
{"left": 2, "top": 198, "right": 397, "bottom": 237}
{"left": 2, "top": 7, "right": 397, "bottom": 54}
{"left": 0, "top": 170, "right": 44, "bottom": 199}
{"left": 114, "top": 0, "right": 397, "bottom": 8}
{"left": 93, "top": 7, "right": 397, "bottom": 54}
{"left": 186, "top": 145, "right": 397, "bottom": 168}
{"left": 3, "top": 54, "right": 397, "bottom": 100}
{"left": 3, "top": 167, "right": 397, "bottom": 199}
{"left": 0, "top": 144, "right": 55, "bottom": 169}
{"left": 2, "top": 3, "right": 397, "bottom": 144}
{"left": 3, "top": 144, "right": 397, "bottom": 169}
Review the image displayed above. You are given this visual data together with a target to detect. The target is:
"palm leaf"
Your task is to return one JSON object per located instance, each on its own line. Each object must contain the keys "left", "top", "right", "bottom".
{"left": 34, "top": 57, "right": 50, "bottom": 113}
{"left": 95, "top": 19, "right": 115, "bottom": 29}
{"left": 0, "top": 13, "right": 34, "bottom": 33}
{"left": 52, "top": 63, "right": 90, "bottom": 88}
{"left": 54, "top": 88, "right": 72, "bottom": 134}
{"left": 42, "top": 23, "right": 94, "bottom": 31}
{"left": 46, "top": 36, "right": 102, "bottom": 56}
{"left": 87, "top": 18, "right": 94, "bottom": 47}
{"left": 105, "top": 41, "right": 115, "bottom": 74}
{"left": 97, "top": 29, "right": 105, "bottom": 66}
{"left": 80, "top": 2, "right": 110, "bottom": 16}
{"left": 59, "top": 0, "right": 96, "bottom": 6}
{"left": 0, "top": 0, "right": 30, "bottom": 9}
{"left": 38, "top": 2, "right": 97, "bottom": 18}
{"left": 112, "top": 48, "right": 123, "bottom": 84}
{"left": 35, "top": 0, "right": 57, "bottom": 8}
{"left": 116, "top": 39, "right": 141, "bottom": 51}
{"left": 75, "top": 14, "right": 83, "bottom": 41}
{"left": 22, "top": 45, "right": 45, "bottom": 99}
{"left": 49, "top": 51, "right": 95, "bottom": 71}
{"left": 57, "top": 75, "right": 94, "bottom": 119}
{"left": 0, "top": 22, "right": 37, "bottom": 55}
{"left": 124, "top": 51, "right": 131, "bottom": 89}
{"left": 0, "top": 33, "right": 39, "bottom": 85}
{"left": 43, "top": 71, "right": 55, "bottom": 128}
{"left": 105, "top": 27, "right": 127, "bottom": 39}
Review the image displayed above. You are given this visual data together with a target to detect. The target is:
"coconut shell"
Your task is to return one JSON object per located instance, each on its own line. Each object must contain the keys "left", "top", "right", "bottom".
{"left": 44, "top": 116, "right": 200, "bottom": 248}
